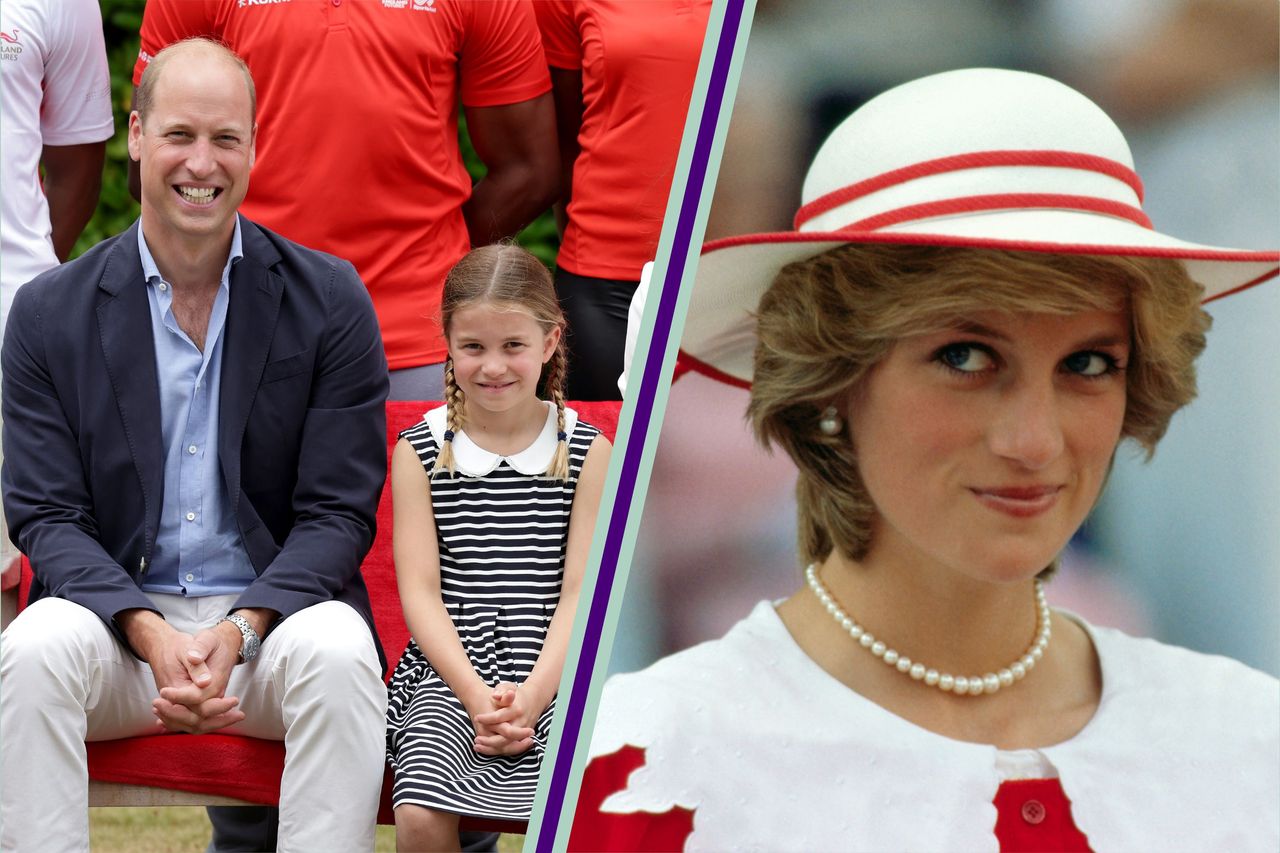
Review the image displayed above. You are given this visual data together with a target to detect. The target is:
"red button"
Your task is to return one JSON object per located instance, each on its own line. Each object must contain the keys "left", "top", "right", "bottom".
{"left": 1021, "top": 799, "right": 1046, "bottom": 825}
{"left": 332, "top": 0, "right": 341, "bottom": 5}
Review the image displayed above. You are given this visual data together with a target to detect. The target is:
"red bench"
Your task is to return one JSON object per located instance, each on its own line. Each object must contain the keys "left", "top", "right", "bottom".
{"left": 10, "top": 400, "right": 620, "bottom": 831}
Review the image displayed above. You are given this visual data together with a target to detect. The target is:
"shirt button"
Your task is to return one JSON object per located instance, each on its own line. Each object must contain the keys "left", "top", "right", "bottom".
{"left": 185, "top": 511, "right": 196, "bottom": 521}
{"left": 185, "top": 573, "right": 194, "bottom": 582}
{"left": 1021, "top": 799, "right": 1046, "bottom": 825}
{"left": 158, "top": 282, "right": 168, "bottom": 292}
{"left": 188, "top": 445, "right": 198, "bottom": 454}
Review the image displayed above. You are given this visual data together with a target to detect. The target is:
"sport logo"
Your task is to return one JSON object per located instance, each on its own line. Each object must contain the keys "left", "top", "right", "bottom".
{"left": 0, "top": 28, "right": 23, "bottom": 60}
{"left": 411, "top": 0, "right": 438, "bottom": 11}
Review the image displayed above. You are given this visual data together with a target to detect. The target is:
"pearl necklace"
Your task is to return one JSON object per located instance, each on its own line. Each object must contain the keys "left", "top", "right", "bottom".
{"left": 804, "top": 564, "right": 1051, "bottom": 696}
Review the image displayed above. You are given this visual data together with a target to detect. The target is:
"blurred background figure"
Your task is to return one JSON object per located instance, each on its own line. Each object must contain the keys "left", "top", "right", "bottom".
{"left": 611, "top": 0, "right": 1279, "bottom": 678}
{"left": 535, "top": 0, "right": 712, "bottom": 400}
{"left": 0, "top": 0, "right": 113, "bottom": 605}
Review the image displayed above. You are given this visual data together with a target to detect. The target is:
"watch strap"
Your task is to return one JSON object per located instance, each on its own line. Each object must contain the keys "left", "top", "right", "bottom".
{"left": 221, "top": 613, "right": 261, "bottom": 664}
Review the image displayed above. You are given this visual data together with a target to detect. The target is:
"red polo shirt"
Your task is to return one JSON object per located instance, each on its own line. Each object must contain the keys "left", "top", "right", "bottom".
{"left": 535, "top": 0, "right": 710, "bottom": 281}
{"left": 136, "top": 0, "right": 550, "bottom": 368}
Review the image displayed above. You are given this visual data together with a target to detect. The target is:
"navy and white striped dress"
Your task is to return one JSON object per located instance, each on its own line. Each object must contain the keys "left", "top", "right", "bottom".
{"left": 386, "top": 402, "right": 599, "bottom": 820}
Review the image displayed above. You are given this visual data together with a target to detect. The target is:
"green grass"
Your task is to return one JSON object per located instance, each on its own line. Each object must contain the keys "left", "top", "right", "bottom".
{"left": 89, "top": 808, "right": 524, "bottom": 852}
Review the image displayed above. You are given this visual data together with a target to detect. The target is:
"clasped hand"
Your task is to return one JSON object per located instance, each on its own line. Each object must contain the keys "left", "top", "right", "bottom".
{"left": 149, "top": 623, "right": 245, "bottom": 734}
{"left": 467, "top": 682, "right": 541, "bottom": 756}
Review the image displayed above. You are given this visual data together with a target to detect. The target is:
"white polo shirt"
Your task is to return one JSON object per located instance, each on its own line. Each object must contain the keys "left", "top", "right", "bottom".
{"left": 0, "top": 0, "right": 113, "bottom": 330}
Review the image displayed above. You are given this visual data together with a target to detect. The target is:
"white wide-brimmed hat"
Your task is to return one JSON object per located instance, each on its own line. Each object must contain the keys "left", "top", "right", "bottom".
{"left": 682, "top": 68, "right": 1280, "bottom": 387}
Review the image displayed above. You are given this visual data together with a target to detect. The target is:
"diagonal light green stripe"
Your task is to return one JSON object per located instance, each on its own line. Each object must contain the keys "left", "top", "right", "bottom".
{"left": 522, "top": 1, "right": 759, "bottom": 850}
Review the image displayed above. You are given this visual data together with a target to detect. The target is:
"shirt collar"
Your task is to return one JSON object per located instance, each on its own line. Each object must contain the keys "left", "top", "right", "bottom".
{"left": 425, "top": 400, "right": 577, "bottom": 477}
{"left": 137, "top": 217, "right": 244, "bottom": 289}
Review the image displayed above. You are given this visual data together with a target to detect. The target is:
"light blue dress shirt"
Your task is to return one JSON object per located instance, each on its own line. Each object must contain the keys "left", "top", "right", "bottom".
{"left": 137, "top": 221, "right": 258, "bottom": 596}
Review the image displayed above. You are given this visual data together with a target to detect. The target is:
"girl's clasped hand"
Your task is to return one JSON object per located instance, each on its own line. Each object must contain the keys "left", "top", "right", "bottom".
{"left": 470, "top": 681, "right": 544, "bottom": 756}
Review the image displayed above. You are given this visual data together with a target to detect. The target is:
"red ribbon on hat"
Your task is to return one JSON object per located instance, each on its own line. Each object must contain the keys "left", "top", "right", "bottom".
{"left": 794, "top": 150, "right": 1149, "bottom": 231}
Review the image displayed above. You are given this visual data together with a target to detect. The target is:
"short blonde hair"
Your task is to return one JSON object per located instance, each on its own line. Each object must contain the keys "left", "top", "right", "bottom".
{"left": 747, "top": 244, "right": 1210, "bottom": 566}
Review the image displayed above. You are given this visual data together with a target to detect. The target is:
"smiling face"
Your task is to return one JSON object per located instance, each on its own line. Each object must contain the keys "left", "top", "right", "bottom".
{"left": 128, "top": 44, "right": 255, "bottom": 258}
{"left": 447, "top": 301, "right": 560, "bottom": 418}
{"left": 846, "top": 309, "right": 1130, "bottom": 585}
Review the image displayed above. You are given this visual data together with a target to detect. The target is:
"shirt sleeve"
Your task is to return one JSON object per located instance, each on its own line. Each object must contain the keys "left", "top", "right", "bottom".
{"left": 41, "top": 0, "right": 113, "bottom": 145}
{"left": 134, "top": 0, "right": 220, "bottom": 85}
{"left": 457, "top": 0, "right": 551, "bottom": 108}
{"left": 532, "top": 0, "right": 582, "bottom": 70}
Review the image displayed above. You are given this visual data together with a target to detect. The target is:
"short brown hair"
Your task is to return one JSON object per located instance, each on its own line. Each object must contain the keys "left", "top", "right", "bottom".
{"left": 435, "top": 244, "right": 571, "bottom": 480}
{"left": 136, "top": 38, "right": 256, "bottom": 127}
{"left": 747, "top": 244, "right": 1210, "bottom": 566}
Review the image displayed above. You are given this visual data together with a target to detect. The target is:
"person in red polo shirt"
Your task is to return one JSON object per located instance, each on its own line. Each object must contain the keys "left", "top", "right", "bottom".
{"left": 130, "top": 6, "right": 559, "bottom": 850}
{"left": 535, "top": 0, "right": 711, "bottom": 400}
{"left": 132, "top": 0, "right": 558, "bottom": 404}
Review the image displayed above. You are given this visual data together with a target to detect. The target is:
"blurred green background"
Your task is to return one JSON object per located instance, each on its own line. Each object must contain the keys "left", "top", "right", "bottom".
{"left": 81, "top": 0, "right": 559, "bottom": 265}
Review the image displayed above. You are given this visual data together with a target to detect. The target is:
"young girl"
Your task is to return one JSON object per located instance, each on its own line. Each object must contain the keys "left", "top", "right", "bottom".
{"left": 386, "top": 244, "right": 610, "bottom": 851}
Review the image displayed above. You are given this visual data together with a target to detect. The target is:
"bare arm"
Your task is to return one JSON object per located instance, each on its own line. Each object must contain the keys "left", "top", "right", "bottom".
{"left": 462, "top": 93, "right": 560, "bottom": 245}
{"left": 521, "top": 433, "right": 610, "bottom": 709}
{"left": 391, "top": 438, "right": 492, "bottom": 715}
{"left": 548, "top": 67, "right": 584, "bottom": 237}
{"left": 41, "top": 142, "right": 106, "bottom": 261}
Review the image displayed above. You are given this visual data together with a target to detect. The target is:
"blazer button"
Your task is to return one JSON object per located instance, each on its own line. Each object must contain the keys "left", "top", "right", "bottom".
{"left": 1021, "top": 799, "right": 1046, "bottom": 825}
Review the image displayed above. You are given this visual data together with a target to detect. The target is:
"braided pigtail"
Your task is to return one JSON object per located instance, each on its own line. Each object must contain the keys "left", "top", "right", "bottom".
{"left": 432, "top": 358, "right": 467, "bottom": 478}
{"left": 545, "top": 340, "right": 570, "bottom": 481}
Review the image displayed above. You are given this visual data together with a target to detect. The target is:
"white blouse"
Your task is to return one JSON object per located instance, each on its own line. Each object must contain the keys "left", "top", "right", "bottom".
{"left": 588, "top": 602, "right": 1279, "bottom": 852}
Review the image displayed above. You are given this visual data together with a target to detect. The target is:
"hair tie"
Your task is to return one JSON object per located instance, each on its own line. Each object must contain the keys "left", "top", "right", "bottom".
{"left": 443, "top": 430, "right": 455, "bottom": 442}
{"left": 557, "top": 431, "right": 568, "bottom": 442}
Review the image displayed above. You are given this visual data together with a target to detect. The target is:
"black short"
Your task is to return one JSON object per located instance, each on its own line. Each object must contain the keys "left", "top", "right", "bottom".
{"left": 554, "top": 268, "right": 639, "bottom": 401}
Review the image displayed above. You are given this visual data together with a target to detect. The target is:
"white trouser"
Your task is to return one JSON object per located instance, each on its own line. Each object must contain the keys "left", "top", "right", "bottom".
{"left": 0, "top": 594, "right": 387, "bottom": 853}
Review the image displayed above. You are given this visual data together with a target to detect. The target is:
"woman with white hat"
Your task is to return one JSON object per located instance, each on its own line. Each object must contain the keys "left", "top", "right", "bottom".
{"left": 569, "top": 68, "right": 1279, "bottom": 852}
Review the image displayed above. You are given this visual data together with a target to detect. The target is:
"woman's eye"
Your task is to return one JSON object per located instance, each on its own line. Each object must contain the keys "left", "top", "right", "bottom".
{"left": 936, "top": 343, "right": 994, "bottom": 374}
{"left": 1063, "top": 351, "right": 1117, "bottom": 377}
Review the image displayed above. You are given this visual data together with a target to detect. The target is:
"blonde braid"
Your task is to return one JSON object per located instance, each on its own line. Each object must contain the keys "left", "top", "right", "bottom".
{"left": 432, "top": 358, "right": 467, "bottom": 478}
{"left": 545, "top": 341, "right": 570, "bottom": 481}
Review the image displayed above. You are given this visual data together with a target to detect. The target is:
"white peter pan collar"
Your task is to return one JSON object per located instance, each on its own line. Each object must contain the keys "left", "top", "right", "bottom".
{"left": 424, "top": 401, "right": 577, "bottom": 477}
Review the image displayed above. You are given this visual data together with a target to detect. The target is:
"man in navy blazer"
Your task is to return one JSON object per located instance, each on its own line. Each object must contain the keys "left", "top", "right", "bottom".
{"left": 0, "top": 39, "right": 390, "bottom": 852}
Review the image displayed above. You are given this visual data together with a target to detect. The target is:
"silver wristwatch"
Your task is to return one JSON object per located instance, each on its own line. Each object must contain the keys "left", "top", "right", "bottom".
{"left": 221, "top": 613, "right": 261, "bottom": 664}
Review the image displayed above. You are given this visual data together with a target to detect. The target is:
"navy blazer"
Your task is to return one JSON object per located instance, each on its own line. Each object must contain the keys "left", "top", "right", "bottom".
{"left": 2, "top": 217, "right": 390, "bottom": 671}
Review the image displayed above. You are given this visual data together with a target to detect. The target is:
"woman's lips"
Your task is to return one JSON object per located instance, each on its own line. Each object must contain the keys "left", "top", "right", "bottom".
{"left": 970, "top": 485, "right": 1063, "bottom": 518}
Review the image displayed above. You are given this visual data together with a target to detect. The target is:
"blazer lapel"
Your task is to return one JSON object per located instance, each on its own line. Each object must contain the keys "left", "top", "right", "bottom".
{"left": 96, "top": 222, "right": 164, "bottom": 545}
{"left": 219, "top": 217, "right": 283, "bottom": 510}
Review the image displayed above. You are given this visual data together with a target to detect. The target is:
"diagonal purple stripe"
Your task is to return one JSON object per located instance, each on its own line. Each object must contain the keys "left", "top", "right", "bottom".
{"left": 535, "top": 1, "right": 749, "bottom": 849}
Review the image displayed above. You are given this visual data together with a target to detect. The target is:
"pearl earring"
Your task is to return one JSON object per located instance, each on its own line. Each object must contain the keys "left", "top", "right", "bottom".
{"left": 818, "top": 405, "right": 843, "bottom": 436}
